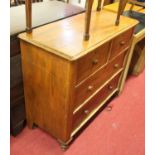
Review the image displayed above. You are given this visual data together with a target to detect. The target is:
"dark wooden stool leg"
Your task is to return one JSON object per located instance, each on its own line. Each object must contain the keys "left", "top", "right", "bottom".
{"left": 115, "top": 0, "right": 128, "bottom": 25}
{"left": 84, "top": 0, "right": 94, "bottom": 41}
{"left": 97, "top": 0, "right": 102, "bottom": 11}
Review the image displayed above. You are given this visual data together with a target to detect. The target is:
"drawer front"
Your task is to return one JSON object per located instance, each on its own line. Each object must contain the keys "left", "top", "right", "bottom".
{"left": 76, "top": 41, "right": 111, "bottom": 84}
{"left": 109, "top": 29, "right": 133, "bottom": 60}
{"left": 72, "top": 74, "right": 121, "bottom": 131}
{"left": 74, "top": 51, "right": 127, "bottom": 109}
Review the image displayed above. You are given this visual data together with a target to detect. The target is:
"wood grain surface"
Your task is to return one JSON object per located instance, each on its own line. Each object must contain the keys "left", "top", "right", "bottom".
{"left": 19, "top": 10, "right": 138, "bottom": 60}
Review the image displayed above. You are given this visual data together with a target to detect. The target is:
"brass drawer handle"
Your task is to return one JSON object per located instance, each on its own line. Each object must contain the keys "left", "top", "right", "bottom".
{"left": 88, "top": 85, "right": 93, "bottom": 91}
{"left": 120, "top": 41, "right": 125, "bottom": 46}
{"left": 114, "top": 64, "right": 119, "bottom": 69}
{"left": 108, "top": 85, "right": 113, "bottom": 90}
{"left": 92, "top": 59, "right": 99, "bottom": 65}
{"left": 84, "top": 109, "right": 89, "bottom": 115}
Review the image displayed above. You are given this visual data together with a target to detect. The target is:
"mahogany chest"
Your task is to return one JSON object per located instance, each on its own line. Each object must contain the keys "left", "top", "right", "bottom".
{"left": 19, "top": 10, "right": 138, "bottom": 149}
{"left": 10, "top": 1, "right": 85, "bottom": 136}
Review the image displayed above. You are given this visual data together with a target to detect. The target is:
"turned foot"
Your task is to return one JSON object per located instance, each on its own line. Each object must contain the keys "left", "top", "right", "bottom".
{"left": 60, "top": 143, "right": 68, "bottom": 151}
{"left": 57, "top": 137, "right": 73, "bottom": 151}
{"left": 27, "top": 121, "right": 37, "bottom": 129}
{"left": 32, "top": 123, "right": 38, "bottom": 129}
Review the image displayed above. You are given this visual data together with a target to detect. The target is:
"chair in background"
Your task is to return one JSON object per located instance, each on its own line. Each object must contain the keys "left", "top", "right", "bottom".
{"left": 117, "top": 1, "right": 145, "bottom": 92}
{"left": 115, "top": 0, "right": 145, "bottom": 25}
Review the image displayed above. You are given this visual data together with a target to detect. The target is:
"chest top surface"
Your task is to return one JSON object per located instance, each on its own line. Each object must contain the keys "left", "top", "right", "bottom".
{"left": 19, "top": 10, "right": 138, "bottom": 61}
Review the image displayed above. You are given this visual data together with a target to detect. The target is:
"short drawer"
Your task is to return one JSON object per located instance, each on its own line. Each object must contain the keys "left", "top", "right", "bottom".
{"left": 76, "top": 41, "right": 111, "bottom": 84}
{"left": 74, "top": 51, "right": 127, "bottom": 109}
{"left": 72, "top": 74, "right": 121, "bottom": 131}
{"left": 109, "top": 28, "right": 133, "bottom": 60}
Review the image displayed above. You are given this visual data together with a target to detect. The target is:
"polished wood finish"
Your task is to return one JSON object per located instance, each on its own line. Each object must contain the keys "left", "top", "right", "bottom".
{"left": 74, "top": 51, "right": 127, "bottom": 109}
{"left": 76, "top": 41, "right": 110, "bottom": 83}
{"left": 73, "top": 73, "right": 121, "bottom": 130}
{"left": 20, "top": 41, "right": 76, "bottom": 142}
{"left": 84, "top": 0, "right": 114, "bottom": 40}
{"left": 10, "top": 1, "right": 85, "bottom": 136}
{"left": 97, "top": 0, "right": 102, "bottom": 11}
{"left": 25, "top": 0, "right": 32, "bottom": 32}
{"left": 19, "top": 10, "right": 137, "bottom": 148}
{"left": 109, "top": 28, "right": 133, "bottom": 59}
{"left": 84, "top": 0, "right": 94, "bottom": 40}
{"left": 115, "top": 0, "right": 128, "bottom": 25}
{"left": 19, "top": 10, "right": 138, "bottom": 60}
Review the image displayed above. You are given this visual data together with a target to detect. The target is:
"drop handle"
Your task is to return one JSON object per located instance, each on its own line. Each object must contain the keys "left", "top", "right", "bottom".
{"left": 88, "top": 85, "right": 93, "bottom": 91}
{"left": 92, "top": 59, "right": 99, "bottom": 65}
{"left": 84, "top": 109, "right": 89, "bottom": 115}
{"left": 108, "top": 85, "right": 113, "bottom": 90}
{"left": 120, "top": 41, "right": 126, "bottom": 46}
{"left": 114, "top": 64, "right": 119, "bottom": 69}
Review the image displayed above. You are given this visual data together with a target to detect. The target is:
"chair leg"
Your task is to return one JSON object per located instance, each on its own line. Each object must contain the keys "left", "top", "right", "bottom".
{"left": 84, "top": 0, "right": 94, "bottom": 41}
{"left": 25, "top": 0, "right": 32, "bottom": 33}
{"left": 97, "top": 0, "right": 102, "bottom": 11}
{"left": 115, "top": 0, "right": 128, "bottom": 25}
{"left": 129, "top": 3, "right": 134, "bottom": 11}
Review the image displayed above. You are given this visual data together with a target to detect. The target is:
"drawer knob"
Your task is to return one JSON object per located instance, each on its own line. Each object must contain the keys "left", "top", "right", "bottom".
{"left": 84, "top": 110, "right": 89, "bottom": 115}
{"left": 108, "top": 85, "right": 113, "bottom": 90}
{"left": 120, "top": 41, "right": 125, "bottom": 46}
{"left": 88, "top": 85, "right": 93, "bottom": 91}
{"left": 92, "top": 59, "right": 99, "bottom": 65}
{"left": 114, "top": 64, "right": 119, "bottom": 68}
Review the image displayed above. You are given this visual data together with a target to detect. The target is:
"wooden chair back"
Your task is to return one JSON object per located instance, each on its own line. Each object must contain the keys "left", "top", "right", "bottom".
{"left": 116, "top": 0, "right": 145, "bottom": 25}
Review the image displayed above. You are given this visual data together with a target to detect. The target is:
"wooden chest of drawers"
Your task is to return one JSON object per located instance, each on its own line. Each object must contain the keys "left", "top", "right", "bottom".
{"left": 10, "top": 1, "right": 85, "bottom": 136}
{"left": 19, "top": 10, "right": 138, "bottom": 149}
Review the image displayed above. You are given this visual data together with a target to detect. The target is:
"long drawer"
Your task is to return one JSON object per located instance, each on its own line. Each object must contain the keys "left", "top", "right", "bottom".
{"left": 74, "top": 51, "right": 127, "bottom": 110}
{"left": 76, "top": 41, "right": 111, "bottom": 84}
{"left": 72, "top": 73, "right": 121, "bottom": 131}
